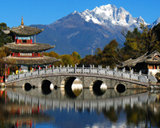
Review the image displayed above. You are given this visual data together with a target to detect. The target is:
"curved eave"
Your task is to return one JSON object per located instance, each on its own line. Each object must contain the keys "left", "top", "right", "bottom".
{"left": 10, "top": 29, "right": 43, "bottom": 36}
{"left": 5, "top": 42, "right": 55, "bottom": 53}
{"left": 2, "top": 56, "right": 60, "bottom": 65}
{"left": 8, "top": 25, "right": 44, "bottom": 36}
{"left": 145, "top": 60, "right": 160, "bottom": 64}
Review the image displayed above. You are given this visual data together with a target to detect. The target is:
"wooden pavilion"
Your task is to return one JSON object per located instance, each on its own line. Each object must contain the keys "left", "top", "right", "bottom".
{"left": 2, "top": 17, "right": 59, "bottom": 77}
{"left": 117, "top": 50, "right": 160, "bottom": 76}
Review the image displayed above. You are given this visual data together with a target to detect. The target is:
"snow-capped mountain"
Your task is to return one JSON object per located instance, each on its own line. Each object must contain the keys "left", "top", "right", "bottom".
{"left": 148, "top": 17, "right": 160, "bottom": 28}
{"left": 32, "top": 4, "right": 160, "bottom": 57}
{"left": 79, "top": 4, "right": 147, "bottom": 30}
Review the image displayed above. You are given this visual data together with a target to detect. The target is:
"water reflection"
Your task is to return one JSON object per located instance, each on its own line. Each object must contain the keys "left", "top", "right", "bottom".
{"left": 1, "top": 86, "right": 160, "bottom": 128}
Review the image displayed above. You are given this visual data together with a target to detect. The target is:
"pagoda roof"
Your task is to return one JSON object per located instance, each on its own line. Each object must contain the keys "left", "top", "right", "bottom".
{"left": 3, "top": 25, "right": 43, "bottom": 36}
{"left": 118, "top": 50, "right": 160, "bottom": 67}
{"left": 2, "top": 55, "right": 60, "bottom": 65}
{"left": 5, "top": 42, "right": 55, "bottom": 52}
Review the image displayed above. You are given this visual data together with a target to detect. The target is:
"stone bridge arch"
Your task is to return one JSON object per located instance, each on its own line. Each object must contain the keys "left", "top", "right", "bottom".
{"left": 7, "top": 74, "right": 148, "bottom": 98}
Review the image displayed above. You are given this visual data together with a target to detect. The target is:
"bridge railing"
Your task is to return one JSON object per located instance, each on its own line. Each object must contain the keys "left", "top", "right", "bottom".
{"left": 7, "top": 65, "right": 157, "bottom": 84}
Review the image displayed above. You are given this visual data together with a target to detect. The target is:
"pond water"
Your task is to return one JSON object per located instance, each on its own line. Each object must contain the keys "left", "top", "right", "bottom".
{"left": 0, "top": 84, "right": 160, "bottom": 128}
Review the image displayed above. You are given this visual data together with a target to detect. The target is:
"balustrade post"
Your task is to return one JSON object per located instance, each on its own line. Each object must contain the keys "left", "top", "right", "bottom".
{"left": 113, "top": 67, "right": 117, "bottom": 77}
{"left": 74, "top": 64, "right": 77, "bottom": 73}
{"left": 130, "top": 69, "right": 133, "bottom": 79}
{"left": 105, "top": 66, "right": 108, "bottom": 75}
{"left": 122, "top": 67, "right": 125, "bottom": 72}
{"left": 70, "top": 65, "right": 72, "bottom": 73}
{"left": 67, "top": 64, "right": 69, "bottom": 73}
{"left": 59, "top": 65, "right": 62, "bottom": 73}
{"left": 138, "top": 70, "right": 142, "bottom": 81}
{"left": 90, "top": 65, "right": 92, "bottom": 74}
{"left": 98, "top": 65, "right": 102, "bottom": 75}
{"left": 130, "top": 69, "right": 133, "bottom": 74}
{"left": 52, "top": 65, "right": 54, "bottom": 73}
{"left": 122, "top": 67, "right": 125, "bottom": 78}
{"left": 82, "top": 65, "right": 84, "bottom": 74}
{"left": 38, "top": 66, "right": 40, "bottom": 75}
{"left": 114, "top": 67, "right": 117, "bottom": 71}
{"left": 44, "top": 66, "right": 46, "bottom": 74}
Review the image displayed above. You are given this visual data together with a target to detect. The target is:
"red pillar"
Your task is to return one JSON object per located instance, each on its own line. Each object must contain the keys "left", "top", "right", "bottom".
{"left": 18, "top": 109, "right": 20, "bottom": 115}
{"left": 30, "top": 121, "right": 32, "bottom": 128}
{"left": 16, "top": 122, "right": 18, "bottom": 128}
{"left": 17, "top": 39, "right": 19, "bottom": 44}
{"left": 8, "top": 67, "right": 10, "bottom": 75}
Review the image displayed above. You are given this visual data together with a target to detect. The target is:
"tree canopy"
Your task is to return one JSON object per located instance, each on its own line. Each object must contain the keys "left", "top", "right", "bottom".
{"left": 80, "top": 23, "right": 160, "bottom": 68}
{"left": 0, "top": 22, "right": 12, "bottom": 47}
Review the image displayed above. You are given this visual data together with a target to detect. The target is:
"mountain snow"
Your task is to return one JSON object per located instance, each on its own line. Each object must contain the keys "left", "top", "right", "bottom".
{"left": 148, "top": 17, "right": 160, "bottom": 28}
{"left": 79, "top": 4, "right": 147, "bottom": 29}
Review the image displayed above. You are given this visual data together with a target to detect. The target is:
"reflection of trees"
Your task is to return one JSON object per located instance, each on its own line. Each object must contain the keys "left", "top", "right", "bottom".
{"left": 125, "top": 105, "right": 146, "bottom": 126}
{"left": 0, "top": 104, "right": 5, "bottom": 128}
{"left": 125, "top": 104, "right": 160, "bottom": 128}
{"left": 100, "top": 102, "right": 160, "bottom": 127}
{"left": 0, "top": 92, "right": 12, "bottom": 128}
{"left": 102, "top": 107, "right": 119, "bottom": 123}
{"left": 146, "top": 103, "right": 160, "bottom": 127}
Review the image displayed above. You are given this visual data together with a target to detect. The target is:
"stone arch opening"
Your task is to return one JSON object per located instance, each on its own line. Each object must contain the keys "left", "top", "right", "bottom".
{"left": 116, "top": 84, "right": 126, "bottom": 93}
{"left": 41, "top": 80, "right": 53, "bottom": 95}
{"left": 24, "top": 83, "right": 32, "bottom": 91}
{"left": 64, "top": 77, "right": 83, "bottom": 98}
{"left": 92, "top": 80, "right": 107, "bottom": 96}
{"left": 155, "top": 73, "right": 160, "bottom": 83}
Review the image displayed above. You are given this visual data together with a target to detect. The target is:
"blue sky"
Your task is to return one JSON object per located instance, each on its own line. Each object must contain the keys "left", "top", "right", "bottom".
{"left": 1, "top": 0, "right": 160, "bottom": 27}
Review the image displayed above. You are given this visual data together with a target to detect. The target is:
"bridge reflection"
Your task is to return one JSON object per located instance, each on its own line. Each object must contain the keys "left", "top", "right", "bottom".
{"left": 6, "top": 88, "right": 157, "bottom": 112}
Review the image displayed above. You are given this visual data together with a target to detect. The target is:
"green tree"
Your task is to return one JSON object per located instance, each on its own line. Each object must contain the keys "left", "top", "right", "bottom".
{"left": 152, "top": 23, "right": 160, "bottom": 44}
{"left": 71, "top": 51, "right": 81, "bottom": 60}
{"left": 80, "top": 40, "right": 120, "bottom": 68}
{"left": 60, "top": 54, "right": 75, "bottom": 66}
{"left": 0, "top": 22, "right": 12, "bottom": 47}
{"left": 123, "top": 28, "right": 142, "bottom": 58}
{"left": 122, "top": 25, "right": 160, "bottom": 60}
{"left": 99, "top": 39, "right": 119, "bottom": 68}
{"left": 80, "top": 55, "right": 95, "bottom": 66}
{"left": 49, "top": 51, "right": 60, "bottom": 58}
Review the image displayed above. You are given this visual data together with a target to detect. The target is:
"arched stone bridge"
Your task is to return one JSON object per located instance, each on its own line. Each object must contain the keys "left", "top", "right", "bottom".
{"left": 6, "top": 65, "right": 157, "bottom": 91}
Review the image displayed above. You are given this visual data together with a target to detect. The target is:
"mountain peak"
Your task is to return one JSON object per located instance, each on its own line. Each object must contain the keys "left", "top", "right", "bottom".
{"left": 79, "top": 4, "right": 146, "bottom": 28}
{"left": 73, "top": 11, "right": 79, "bottom": 14}
{"left": 148, "top": 17, "right": 160, "bottom": 28}
{"left": 156, "top": 17, "right": 160, "bottom": 22}
{"left": 99, "top": 4, "right": 116, "bottom": 9}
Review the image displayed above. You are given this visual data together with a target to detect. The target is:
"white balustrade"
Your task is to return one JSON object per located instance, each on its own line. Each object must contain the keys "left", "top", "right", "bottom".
{"left": 6, "top": 65, "right": 157, "bottom": 84}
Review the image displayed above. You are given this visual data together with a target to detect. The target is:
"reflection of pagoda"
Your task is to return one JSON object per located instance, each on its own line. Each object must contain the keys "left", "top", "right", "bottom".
{"left": 3, "top": 17, "right": 59, "bottom": 70}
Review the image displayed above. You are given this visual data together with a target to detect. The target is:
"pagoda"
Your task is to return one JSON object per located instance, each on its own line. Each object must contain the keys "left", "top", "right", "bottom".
{"left": 3, "top": 17, "right": 59, "bottom": 71}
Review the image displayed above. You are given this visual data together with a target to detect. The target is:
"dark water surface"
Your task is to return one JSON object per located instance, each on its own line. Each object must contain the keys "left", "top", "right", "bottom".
{"left": 0, "top": 86, "right": 160, "bottom": 128}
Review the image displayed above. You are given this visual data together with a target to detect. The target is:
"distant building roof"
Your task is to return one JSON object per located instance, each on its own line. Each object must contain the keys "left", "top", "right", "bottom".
{"left": 2, "top": 55, "right": 60, "bottom": 65}
{"left": 118, "top": 51, "right": 160, "bottom": 67}
{"left": 5, "top": 42, "right": 55, "bottom": 52}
